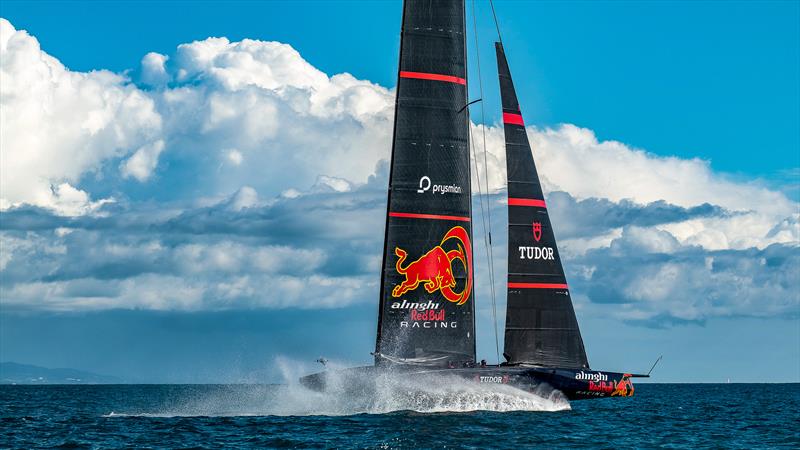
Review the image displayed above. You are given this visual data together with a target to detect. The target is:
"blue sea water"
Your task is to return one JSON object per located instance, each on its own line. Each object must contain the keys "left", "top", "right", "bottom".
{"left": 1, "top": 383, "right": 798, "bottom": 448}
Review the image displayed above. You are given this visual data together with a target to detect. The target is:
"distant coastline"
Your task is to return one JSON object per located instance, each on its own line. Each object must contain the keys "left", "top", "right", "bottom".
{"left": 2, "top": 362, "right": 798, "bottom": 385}
{"left": 0, "top": 362, "right": 122, "bottom": 384}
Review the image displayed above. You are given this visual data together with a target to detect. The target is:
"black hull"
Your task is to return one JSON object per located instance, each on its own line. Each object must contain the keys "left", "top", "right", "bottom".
{"left": 300, "top": 366, "right": 638, "bottom": 401}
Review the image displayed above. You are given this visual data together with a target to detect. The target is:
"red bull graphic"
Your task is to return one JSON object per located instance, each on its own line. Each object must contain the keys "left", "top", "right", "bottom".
{"left": 391, "top": 226, "right": 473, "bottom": 305}
{"left": 588, "top": 374, "right": 634, "bottom": 397}
{"left": 588, "top": 380, "right": 615, "bottom": 393}
{"left": 611, "top": 374, "right": 635, "bottom": 397}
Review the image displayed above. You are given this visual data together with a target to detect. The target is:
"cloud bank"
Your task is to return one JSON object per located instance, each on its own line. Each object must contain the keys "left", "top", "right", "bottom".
{"left": 1, "top": 18, "right": 797, "bottom": 325}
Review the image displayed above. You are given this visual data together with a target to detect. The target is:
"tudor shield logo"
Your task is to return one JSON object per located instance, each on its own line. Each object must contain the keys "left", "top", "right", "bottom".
{"left": 392, "top": 226, "right": 473, "bottom": 305}
{"left": 532, "top": 221, "right": 542, "bottom": 242}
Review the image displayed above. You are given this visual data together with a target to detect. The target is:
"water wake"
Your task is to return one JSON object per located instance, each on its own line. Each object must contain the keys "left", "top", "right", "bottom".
{"left": 105, "top": 358, "right": 570, "bottom": 417}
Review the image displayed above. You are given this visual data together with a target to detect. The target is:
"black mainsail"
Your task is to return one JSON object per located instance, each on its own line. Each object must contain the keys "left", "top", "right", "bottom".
{"left": 496, "top": 42, "right": 589, "bottom": 369}
{"left": 374, "top": 0, "right": 475, "bottom": 366}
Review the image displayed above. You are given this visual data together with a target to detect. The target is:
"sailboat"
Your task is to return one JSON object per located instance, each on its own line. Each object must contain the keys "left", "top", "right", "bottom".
{"left": 301, "top": 0, "right": 650, "bottom": 400}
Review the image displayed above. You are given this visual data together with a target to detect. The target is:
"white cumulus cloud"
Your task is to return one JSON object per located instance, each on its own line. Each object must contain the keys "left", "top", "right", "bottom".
{"left": 0, "top": 18, "right": 162, "bottom": 215}
{"left": 140, "top": 51, "right": 170, "bottom": 86}
{"left": 120, "top": 140, "right": 165, "bottom": 181}
{"left": 0, "top": 19, "right": 797, "bottom": 320}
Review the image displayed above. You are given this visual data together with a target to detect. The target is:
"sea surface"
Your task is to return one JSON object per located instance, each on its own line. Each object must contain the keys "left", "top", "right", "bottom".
{"left": 1, "top": 382, "right": 798, "bottom": 448}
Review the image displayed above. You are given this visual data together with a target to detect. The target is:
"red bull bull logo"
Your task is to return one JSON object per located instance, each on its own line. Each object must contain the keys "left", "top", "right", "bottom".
{"left": 391, "top": 226, "right": 472, "bottom": 305}
{"left": 611, "top": 374, "right": 635, "bottom": 397}
{"left": 586, "top": 374, "right": 634, "bottom": 397}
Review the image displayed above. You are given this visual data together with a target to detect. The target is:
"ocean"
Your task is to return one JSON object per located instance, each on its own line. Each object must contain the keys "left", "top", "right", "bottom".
{"left": 1, "top": 383, "right": 798, "bottom": 448}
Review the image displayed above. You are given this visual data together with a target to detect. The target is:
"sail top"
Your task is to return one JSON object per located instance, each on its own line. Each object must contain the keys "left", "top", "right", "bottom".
{"left": 496, "top": 42, "right": 589, "bottom": 369}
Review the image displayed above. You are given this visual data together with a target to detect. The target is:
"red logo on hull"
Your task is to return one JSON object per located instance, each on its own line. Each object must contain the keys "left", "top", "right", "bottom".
{"left": 588, "top": 374, "right": 635, "bottom": 397}
{"left": 392, "top": 226, "right": 472, "bottom": 305}
{"left": 611, "top": 374, "right": 634, "bottom": 397}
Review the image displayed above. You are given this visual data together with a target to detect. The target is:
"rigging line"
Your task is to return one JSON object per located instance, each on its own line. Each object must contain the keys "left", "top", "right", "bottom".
{"left": 488, "top": 0, "right": 503, "bottom": 44}
{"left": 471, "top": 0, "right": 500, "bottom": 366}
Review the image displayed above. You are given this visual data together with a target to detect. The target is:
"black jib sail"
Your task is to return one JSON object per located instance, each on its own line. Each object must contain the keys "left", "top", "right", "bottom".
{"left": 374, "top": 0, "right": 475, "bottom": 367}
{"left": 496, "top": 42, "right": 589, "bottom": 369}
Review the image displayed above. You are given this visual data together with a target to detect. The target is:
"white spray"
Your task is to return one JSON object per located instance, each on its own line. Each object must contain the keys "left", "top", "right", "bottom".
{"left": 105, "top": 357, "right": 570, "bottom": 417}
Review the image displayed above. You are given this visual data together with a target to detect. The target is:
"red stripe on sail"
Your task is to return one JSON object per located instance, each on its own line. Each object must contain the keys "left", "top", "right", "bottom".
{"left": 503, "top": 112, "right": 524, "bottom": 126}
{"left": 508, "top": 198, "right": 547, "bottom": 208}
{"left": 508, "top": 283, "right": 569, "bottom": 290}
{"left": 389, "top": 212, "right": 471, "bottom": 222}
{"left": 399, "top": 71, "right": 467, "bottom": 85}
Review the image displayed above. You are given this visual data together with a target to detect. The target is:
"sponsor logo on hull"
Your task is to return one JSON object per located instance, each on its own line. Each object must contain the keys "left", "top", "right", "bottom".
{"left": 575, "top": 370, "right": 608, "bottom": 382}
{"left": 611, "top": 375, "right": 635, "bottom": 397}
{"left": 475, "top": 375, "right": 510, "bottom": 384}
{"left": 588, "top": 381, "right": 615, "bottom": 393}
{"left": 392, "top": 226, "right": 472, "bottom": 305}
{"left": 586, "top": 374, "right": 634, "bottom": 397}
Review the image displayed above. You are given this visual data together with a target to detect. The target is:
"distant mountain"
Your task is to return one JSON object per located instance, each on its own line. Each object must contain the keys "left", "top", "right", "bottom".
{"left": 0, "top": 362, "right": 123, "bottom": 384}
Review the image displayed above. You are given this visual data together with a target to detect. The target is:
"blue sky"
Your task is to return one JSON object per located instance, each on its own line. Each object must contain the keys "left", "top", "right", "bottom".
{"left": 0, "top": 1, "right": 798, "bottom": 383}
{"left": 6, "top": 0, "right": 798, "bottom": 178}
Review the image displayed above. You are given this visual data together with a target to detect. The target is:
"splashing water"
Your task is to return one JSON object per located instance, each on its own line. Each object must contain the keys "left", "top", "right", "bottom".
{"left": 105, "top": 358, "right": 570, "bottom": 417}
{"left": 15, "top": 384, "right": 800, "bottom": 448}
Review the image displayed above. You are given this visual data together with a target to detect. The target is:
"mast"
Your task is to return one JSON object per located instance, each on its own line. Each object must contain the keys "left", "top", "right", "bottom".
{"left": 496, "top": 42, "right": 589, "bottom": 369}
{"left": 374, "top": 0, "right": 475, "bottom": 367}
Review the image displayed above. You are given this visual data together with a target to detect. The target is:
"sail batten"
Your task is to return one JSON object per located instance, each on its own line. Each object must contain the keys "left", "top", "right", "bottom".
{"left": 496, "top": 42, "right": 589, "bottom": 369}
{"left": 375, "top": 0, "right": 475, "bottom": 367}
